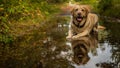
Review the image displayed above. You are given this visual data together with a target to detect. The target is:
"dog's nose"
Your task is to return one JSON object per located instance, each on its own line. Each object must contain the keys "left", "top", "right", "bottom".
{"left": 78, "top": 13, "right": 81, "bottom": 16}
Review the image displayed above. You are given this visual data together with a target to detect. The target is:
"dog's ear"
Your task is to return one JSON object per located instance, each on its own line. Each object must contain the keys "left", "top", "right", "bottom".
{"left": 71, "top": 7, "right": 74, "bottom": 15}
{"left": 69, "top": 4, "right": 78, "bottom": 15}
{"left": 82, "top": 5, "right": 91, "bottom": 13}
{"left": 70, "top": 5, "right": 76, "bottom": 15}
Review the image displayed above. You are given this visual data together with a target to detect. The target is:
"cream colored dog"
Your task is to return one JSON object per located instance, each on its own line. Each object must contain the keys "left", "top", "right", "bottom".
{"left": 66, "top": 5, "right": 98, "bottom": 40}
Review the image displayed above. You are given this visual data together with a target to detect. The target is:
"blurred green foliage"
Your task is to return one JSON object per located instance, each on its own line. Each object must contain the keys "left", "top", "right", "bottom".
{"left": 0, "top": 0, "right": 68, "bottom": 45}
{"left": 74, "top": 0, "right": 98, "bottom": 12}
{"left": 98, "top": 0, "right": 120, "bottom": 18}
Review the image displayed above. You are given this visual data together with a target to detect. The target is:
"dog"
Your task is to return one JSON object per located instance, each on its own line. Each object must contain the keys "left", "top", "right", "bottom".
{"left": 66, "top": 5, "right": 98, "bottom": 40}
{"left": 71, "top": 34, "right": 98, "bottom": 65}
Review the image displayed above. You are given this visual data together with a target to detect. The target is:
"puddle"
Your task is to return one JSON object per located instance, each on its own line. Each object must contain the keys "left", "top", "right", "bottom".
{"left": 0, "top": 15, "right": 120, "bottom": 68}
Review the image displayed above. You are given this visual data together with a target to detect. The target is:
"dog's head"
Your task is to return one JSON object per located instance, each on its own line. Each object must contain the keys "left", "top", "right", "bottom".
{"left": 71, "top": 5, "right": 91, "bottom": 22}
{"left": 72, "top": 43, "right": 90, "bottom": 65}
{"left": 72, "top": 39, "right": 90, "bottom": 65}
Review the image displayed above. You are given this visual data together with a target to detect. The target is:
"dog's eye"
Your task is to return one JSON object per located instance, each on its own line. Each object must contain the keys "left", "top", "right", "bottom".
{"left": 75, "top": 8, "right": 78, "bottom": 11}
{"left": 81, "top": 9, "right": 84, "bottom": 11}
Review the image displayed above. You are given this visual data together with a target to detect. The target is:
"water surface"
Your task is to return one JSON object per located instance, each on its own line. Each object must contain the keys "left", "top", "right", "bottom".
{"left": 1, "top": 15, "right": 120, "bottom": 68}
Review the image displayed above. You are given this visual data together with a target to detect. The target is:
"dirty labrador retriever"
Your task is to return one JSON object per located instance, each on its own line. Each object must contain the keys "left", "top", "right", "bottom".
{"left": 66, "top": 5, "right": 98, "bottom": 40}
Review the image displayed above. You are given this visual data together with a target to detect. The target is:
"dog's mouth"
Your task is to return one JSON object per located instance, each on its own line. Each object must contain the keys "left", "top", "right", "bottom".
{"left": 76, "top": 16, "right": 83, "bottom": 22}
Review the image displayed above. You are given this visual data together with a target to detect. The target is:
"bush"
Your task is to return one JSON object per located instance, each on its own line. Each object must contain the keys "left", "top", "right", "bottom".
{"left": 98, "top": 0, "right": 120, "bottom": 18}
{"left": 0, "top": 0, "right": 66, "bottom": 45}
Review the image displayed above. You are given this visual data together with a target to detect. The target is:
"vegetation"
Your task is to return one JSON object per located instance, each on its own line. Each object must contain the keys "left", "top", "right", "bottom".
{"left": 0, "top": 0, "right": 69, "bottom": 45}
{"left": 0, "top": 0, "right": 120, "bottom": 67}
{"left": 0, "top": 0, "right": 71, "bottom": 67}
{"left": 98, "top": 0, "right": 120, "bottom": 18}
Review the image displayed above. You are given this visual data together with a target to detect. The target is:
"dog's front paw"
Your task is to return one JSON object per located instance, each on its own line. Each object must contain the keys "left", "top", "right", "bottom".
{"left": 72, "top": 36, "right": 78, "bottom": 40}
{"left": 66, "top": 36, "right": 72, "bottom": 40}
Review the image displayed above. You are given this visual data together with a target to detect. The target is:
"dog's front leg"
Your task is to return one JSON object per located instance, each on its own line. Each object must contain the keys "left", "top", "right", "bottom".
{"left": 66, "top": 28, "right": 73, "bottom": 40}
{"left": 72, "top": 30, "right": 89, "bottom": 40}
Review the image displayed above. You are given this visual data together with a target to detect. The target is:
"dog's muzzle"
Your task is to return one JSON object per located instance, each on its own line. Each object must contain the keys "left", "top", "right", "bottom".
{"left": 76, "top": 13, "right": 83, "bottom": 22}
{"left": 76, "top": 16, "right": 83, "bottom": 22}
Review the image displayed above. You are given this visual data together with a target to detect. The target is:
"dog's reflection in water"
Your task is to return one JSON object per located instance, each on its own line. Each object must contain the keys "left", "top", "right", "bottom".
{"left": 71, "top": 34, "right": 98, "bottom": 65}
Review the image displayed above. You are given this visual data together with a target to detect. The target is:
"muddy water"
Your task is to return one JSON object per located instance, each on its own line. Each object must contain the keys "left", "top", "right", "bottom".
{"left": 1, "top": 15, "right": 120, "bottom": 68}
{"left": 38, "top": 15, "right": 120, "bottom": 68}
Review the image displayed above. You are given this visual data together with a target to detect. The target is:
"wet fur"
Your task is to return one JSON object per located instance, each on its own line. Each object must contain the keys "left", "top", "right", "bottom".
{"left": 66, "top": 5, "right": 98, "bottom": 40}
